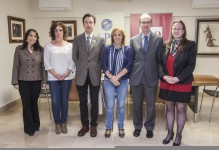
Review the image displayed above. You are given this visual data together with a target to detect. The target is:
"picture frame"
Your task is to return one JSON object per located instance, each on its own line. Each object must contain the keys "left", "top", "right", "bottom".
{"left": 7, "top": 16, "right": 26, "bottom": 43}
{"left": 195, "top": 18, "right": 219, "bottom": 55}
{"left": 52, "top": 20, "right": 77, "bottom": 42}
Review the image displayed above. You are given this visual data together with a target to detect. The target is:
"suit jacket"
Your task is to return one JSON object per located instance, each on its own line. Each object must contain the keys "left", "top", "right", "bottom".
{"left": 73, "top": 33, "right": 105, "bottom": 86}
{"left": 159, "top": 40, "right": 197, "bottom": 84}
{"left": 130, "top": 32, "right": 163, "bottom": 87}
{"left": 11, "top": 45, "right": 47, "bottom": 85}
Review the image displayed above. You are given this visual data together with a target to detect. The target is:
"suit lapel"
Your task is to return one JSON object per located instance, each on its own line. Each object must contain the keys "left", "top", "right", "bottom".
{"left": 90, "top": 36, "right": 97, "bottom": 51}
{"left": 81, "top": 33, "right": 87, "bottom": 51}
{"left": 146, "top": 33, "right": 155, "bottom": 55}
{"left": 137, "top": 34, "right": 143, "bottom": 49}
{"left": 31, "top": 50, "right": 41, "bottom": 57}
{"left": 23, "top": 49, "right": 30, "bottom": 56}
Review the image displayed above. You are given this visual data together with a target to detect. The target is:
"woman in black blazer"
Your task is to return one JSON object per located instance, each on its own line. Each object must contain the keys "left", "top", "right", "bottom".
{"left": 12, "top": 29, "right": 47, "bottom": 136}
{"left": 159, "top": 20, "right": 197, "bottom": 146}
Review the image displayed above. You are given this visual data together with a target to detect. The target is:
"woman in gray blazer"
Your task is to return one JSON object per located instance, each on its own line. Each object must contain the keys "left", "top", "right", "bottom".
{"left": 11, "top": 29, "right": 47, "bottom": 136}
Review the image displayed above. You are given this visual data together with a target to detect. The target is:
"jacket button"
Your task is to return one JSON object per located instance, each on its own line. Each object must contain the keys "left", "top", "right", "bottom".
{"left": 32, "top": 59, "right": 35, "bottom": 61}
{"left": 27, "top": 71, "right": 29, "bottom": 73}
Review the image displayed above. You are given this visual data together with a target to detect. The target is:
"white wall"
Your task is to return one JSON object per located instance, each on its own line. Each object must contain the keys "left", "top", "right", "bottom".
{"left": 0, "top": 0, "right": 33, "bottom": 107}
{"left": 1, "top": 0, "right": 219, "bottom": 107}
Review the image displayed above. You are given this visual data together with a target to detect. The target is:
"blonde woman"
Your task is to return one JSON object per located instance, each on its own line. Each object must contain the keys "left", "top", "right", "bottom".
{"left": 102, "top": 28, "right": 133, "bottom": 138}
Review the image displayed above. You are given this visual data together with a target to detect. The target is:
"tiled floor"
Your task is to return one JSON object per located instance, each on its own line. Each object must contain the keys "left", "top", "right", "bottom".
{"left": 0, "top": 94, "right": 219, "bottom": 148}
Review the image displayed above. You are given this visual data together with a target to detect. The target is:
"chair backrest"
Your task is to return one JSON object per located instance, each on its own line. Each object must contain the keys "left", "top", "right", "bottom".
{"left": 40, "top": 88, "right": 51, "bottom": 98}
{"left": 204, "top": 86, "right": 219, "bottom": 98}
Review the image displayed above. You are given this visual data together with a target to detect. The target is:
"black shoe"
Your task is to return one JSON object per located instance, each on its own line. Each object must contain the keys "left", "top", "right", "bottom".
{"left": 27, "top": 132, "right": 34, "bottom": 136}
{"left": 146, "top": 130, "right": 153, "bottom": 138}
{"left": 35, "top": 128, "right": 40, "bottom": 131}
{"left": 173, "top": 142, "right": 181, "bottom": 146}
{"left": 173, "top": 136, "right": 182, "bottom": 146}
{"left": 163, "top": 132, "right": 174, "bottom": 144}
{"left": 133, "top": 129, "right": 141, "bottom": 137}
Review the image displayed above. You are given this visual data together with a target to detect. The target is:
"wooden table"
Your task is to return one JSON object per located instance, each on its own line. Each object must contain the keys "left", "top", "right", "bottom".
{"left": 189, "top": 75, "right": 219, "bottom": 122}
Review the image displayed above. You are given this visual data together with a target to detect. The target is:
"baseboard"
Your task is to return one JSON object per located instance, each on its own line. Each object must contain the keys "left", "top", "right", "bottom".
{"left": 0, "top": 99, "right": 20, "bottom": 112}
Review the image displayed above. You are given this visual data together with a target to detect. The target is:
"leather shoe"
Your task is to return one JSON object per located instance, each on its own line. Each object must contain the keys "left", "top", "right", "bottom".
{"left": 119, "top": 129, "right": 125, "bottom": 138}
{"left": 27, "top": 132, "right": 34, "bottom": 136}
{"left": 163, "top": 132, "right": 174, "bottom": 144}
{"left": 90, "top": 126, "right": 97, "bottom": 137}
{"left": 78, "top": 126, "right": 89, "bottom": 137}
{"left": 146, "top": 130, "right": 153, "bottom": 138}
{"left": 133, "top": 129, "right": 141, "bottom": 137}
{"left": 105, "top": 129, "right": 111, "bottom": 138}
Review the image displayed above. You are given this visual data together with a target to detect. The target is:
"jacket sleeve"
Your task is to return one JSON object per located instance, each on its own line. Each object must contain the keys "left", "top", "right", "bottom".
{"left": 177, "top": 41, "right": 197, "bottom": 82}
{"left": 99, "top": 38, "right": 105, "bottom": 65}
{"left": 11, "top": 46, "right": 20, "bottom": 85}
{"left": 158, "top": 42, "right": 166, "bottom": 79}
{"left": 101, "top": 46, "right": 109, "bottom": 73}
{"left": 124, "top": 46, "right": 134, "bottom": 73}
{"left": 41, "top": 47, "right": 48, "bottom": 84}
{"left": 72, "top": 37, "right": 78, "bottom": 65}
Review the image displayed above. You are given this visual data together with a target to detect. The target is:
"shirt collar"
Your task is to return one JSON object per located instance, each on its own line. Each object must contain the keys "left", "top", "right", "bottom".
{"left": 141, "top": 31, "right": 151, "bottom": 40}
{"left": 85, "top": 33, "right": 93, "bottom": 40}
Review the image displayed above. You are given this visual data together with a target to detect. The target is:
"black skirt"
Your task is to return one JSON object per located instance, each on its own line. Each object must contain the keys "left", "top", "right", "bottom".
{"left": 159, "top": 88, "right": 191, "bottom": 103}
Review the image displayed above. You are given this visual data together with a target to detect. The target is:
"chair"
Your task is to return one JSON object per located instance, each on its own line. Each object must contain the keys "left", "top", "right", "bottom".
{"left": 199, "top": 85, "right": 219, "bottom": 122}
{"left": 38, "top": 87, "right": 52, "bottom": 121}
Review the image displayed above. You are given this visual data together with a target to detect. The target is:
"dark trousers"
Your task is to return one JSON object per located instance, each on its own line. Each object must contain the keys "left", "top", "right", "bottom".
{"left": 76, "top": 74, "right": 100, "bottom": 127}
{"left": 131, "top": 75, "right": 157, "bottom": 131}
{"left": 18, "top": 80, "right": 41, "bottom": 134}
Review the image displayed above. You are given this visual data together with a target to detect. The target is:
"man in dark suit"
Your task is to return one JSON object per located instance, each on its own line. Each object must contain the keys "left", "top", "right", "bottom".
{"left": 73, "top": 13, "right": 105, "bottom": 137}
{"left": 130, "top": 13, "right": 163, "bottom": 138}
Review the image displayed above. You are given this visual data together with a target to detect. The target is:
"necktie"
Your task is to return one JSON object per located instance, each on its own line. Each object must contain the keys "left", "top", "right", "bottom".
{"left": 144, "top": 36, "right": 148, "bottom": 53}
{"left": 86, "top": 36, "right": 91, "bottom": 51}
{"left": 171, "top": 39, "right": 180, "bottom": 57}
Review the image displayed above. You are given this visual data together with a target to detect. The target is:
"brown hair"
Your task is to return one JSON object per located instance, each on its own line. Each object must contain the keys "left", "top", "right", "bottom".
{"left": 82, "top": 13, "right": 96, "bottom": 24}
{"left": 110, "top": 28, "right": 126, "bottom": 46}
{"left": 166, "top": 20, "right": 187, "bottom": 51}
{"left": 49, "top": 22, "right": 67, "bottom": 41}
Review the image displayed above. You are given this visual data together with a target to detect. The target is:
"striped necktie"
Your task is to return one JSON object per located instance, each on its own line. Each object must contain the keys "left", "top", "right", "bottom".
{"left": 144, "top": 36, "right": 148, "bottom": 54}
{"left": 86, "top": 36, "right": 91, "bottom": 51}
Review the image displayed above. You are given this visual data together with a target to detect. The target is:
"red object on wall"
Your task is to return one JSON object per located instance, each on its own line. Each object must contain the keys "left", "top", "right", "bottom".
{"left": 130, "top": 13, "right": 172, "bottom": 42}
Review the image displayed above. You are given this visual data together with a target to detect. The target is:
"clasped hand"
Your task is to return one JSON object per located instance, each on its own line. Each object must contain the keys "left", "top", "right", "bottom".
{"left": 110, "top": 76, "right": 120, "bottom": 86}
{"left": 55, "top": 72, "right": 69, "bottom": 80}
{"left": 163, "top": 75, "right": 179, "bottom": 84}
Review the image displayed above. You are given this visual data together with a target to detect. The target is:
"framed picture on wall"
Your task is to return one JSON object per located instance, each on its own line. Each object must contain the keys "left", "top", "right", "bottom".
{"left": 195, "top": 18, "right": 219, "bottom": 55}
{"left": 52, "top": 20, "right": 77, "bottom": 42}
{"left": 7, "top": 16, "right": 26, "bottom": 43}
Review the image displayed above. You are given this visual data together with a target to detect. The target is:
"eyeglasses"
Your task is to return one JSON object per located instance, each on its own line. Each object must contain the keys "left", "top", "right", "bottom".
{"left": 140, "top": 21, "right": 152, "bottom": 25}
{"left": 172, "top": 28, "right": 184, "bottom": 31}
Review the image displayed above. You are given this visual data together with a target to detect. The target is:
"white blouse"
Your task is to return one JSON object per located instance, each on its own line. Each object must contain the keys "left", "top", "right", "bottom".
{"left": 44, "top": 42, "right": 75, "bottom": 81}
